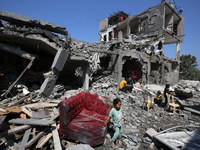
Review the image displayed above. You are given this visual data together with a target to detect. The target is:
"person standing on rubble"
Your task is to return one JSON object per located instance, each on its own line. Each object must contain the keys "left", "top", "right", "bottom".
{"left": 164, "top": 84, "right": 170, "bottom": 107}
{"left": 105, "top": 98, "right": 124, "bottom": 148}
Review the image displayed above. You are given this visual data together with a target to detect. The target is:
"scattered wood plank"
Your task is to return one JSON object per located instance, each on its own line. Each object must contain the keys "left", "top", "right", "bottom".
{"left": 36, "top": 124, "right": 60, "bottom": 149}
{"left": 0, "top": 98, "right": 12, "bottom": 108}
{"left": 6, "top": 106, "right": 22, "bottom": 113}
{"left": 23, "top": 102, "right": 58, "bottom": 109}
{"left": 0, "top": 115, "right": 7, "bottom": 125}
{"left": 24, "top": 128, "right": 49, "bottom": 149}
{"left": 21, "top": 106, "right": 32, "bottom": 117}
{"left": 0, "top": 125, "right": 31, "bottom": 138}
{"left": 53, "top": 107, "right": 59, "bottom": 115}
{"left": 18, "top": 128, "right": 32, "bottom": 150}
{"left": 0, "top": 137, "right": 6, "bottom": 146}
{"left": 36, "top": 133, "right": 53, "bottom": 148}
{"left": 50, "top": 113, "right": 59, "bottom": 121}
{"left": 8, "top": 94, "right": 32, "bottom": 107}
{"left": 0, "top": 106, "right": 22, "bottom": 115}
{"left": 8, "top": 118, "right": 54, "bottom": 126}
{"left": 52, "top": 123, "right": 62, "bottom": 150}
{"left": 0, "top": 108, "right": 7, "bottom": 113}
{"left": 32, "top": 109, "right": 50, "bottom": 119}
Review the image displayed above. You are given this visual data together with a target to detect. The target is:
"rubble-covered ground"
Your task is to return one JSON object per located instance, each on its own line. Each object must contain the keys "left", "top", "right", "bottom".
{"left": 0, "top": 76, "right": 200, "bottom": 150}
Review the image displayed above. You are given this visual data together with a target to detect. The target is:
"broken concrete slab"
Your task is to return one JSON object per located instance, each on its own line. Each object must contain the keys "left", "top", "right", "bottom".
{"left": 0, "top": 10, "right": 68, "bottom": 35}
{"left": 175, "top": 87, "right": 193, "bottom": 98}
{"left": 154, "top": 128, "right": 200, "bottom": 150}
{"left": 39, "top": 48, "right": 69, "bottom": 97}
{"left": 184, "top": 107, "right": 200, "bottom": 115}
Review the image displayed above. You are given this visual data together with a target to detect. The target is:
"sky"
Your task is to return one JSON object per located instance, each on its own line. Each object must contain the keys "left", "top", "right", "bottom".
{"left": 1, "top": 0, "right": 200, "bottom": 68}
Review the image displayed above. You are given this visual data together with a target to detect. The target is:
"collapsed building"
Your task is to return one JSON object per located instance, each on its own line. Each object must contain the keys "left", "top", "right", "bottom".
{"left": 0, "top": 0, "right": 184, "bottom": 99}
{"left": 99, "top": 1, "right": 184, "bottom": 85}
{"left": 0, "top": 9, "right": 70, "bottom": 98}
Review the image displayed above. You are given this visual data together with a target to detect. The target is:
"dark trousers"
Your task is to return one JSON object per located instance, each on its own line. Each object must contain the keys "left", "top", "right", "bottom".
{"left": 154, "top": 98, "right": 162, "bottom": 106}
{"left": 164, "top": 95, "right": 168, "bottom": 107}
{"left": 121, "top": 86, "right": 132, "bottom": 93}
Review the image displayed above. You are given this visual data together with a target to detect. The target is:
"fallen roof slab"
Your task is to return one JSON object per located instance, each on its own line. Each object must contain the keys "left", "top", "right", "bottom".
{"left": 0, "top": 10, "right": 68, "bottom": 35}
{"left": 154, "top": 128, "right": 200, "bottom": 150}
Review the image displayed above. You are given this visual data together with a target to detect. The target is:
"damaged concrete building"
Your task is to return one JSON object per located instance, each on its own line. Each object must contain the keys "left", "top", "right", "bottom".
{"left": 0, "top": 0, "right": 184, "bottom": 99}
{"left": 99, "top": 0, "right": 184, "bottom": 85}
{"left": 0, "top": 9, "right": 71, "bottom": 98}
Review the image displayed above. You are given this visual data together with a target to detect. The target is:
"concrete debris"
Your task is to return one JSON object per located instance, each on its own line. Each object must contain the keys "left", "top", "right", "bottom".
{"left": 0, "top": 1, "right": 199, "bottom": 150}
{"left": 173, "top": 80, "right": 200, "bottom": 98}
{"left": 174, "top": 84, "right": 193, "bottom": 98}
{"left": 153, "top": 126, "right": 200, "bottom": 150}
{"left": 1, "top": 68, "right": 199, "bottom": 150}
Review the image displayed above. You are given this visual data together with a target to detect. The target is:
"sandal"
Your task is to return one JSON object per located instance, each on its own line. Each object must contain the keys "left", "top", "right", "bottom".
{"left": 118, "top": 139, "right": 123, "bottom": 146}
{"left": 111, "top": 144, "right": 117, "bottom": 149}
{"left": 111, "top": 141, "right": 117, "bottom": 149}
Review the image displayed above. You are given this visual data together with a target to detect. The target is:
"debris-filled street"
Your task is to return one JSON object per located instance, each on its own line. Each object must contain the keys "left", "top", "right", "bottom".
{"left": 0, "top": 0, "right": 200, "bottom": 150}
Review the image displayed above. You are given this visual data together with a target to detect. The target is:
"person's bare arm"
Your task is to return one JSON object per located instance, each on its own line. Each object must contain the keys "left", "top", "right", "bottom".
{"left": 104, "top": 116, "right": 110, "bottom": 127}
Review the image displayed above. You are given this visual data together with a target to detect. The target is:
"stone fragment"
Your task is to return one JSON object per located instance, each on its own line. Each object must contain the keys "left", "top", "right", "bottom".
{"left": 145, "top": 128, "right": 157, "bottom": 138}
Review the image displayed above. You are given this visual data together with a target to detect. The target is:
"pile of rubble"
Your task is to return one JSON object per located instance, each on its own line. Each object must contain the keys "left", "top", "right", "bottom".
{"left": 0, "top": 72, "right": 200, "bottom": 150}
{"left": 89, "top": 77, "right": 200, "bottom": 150}
{"left": 173, "top": 80, "right": 200, "bottom": 98}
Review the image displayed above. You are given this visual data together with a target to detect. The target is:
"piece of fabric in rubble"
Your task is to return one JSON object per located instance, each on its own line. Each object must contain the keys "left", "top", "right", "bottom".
{"left": 59, "top": 92, "right": 111, "bottom": 146}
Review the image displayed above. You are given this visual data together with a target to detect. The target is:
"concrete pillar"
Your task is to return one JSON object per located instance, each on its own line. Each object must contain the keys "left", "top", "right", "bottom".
{"left": 106, "top": 32, "right": 109, "bottom": 42}
{"left": 161, "top": 58, "right": 165, "bottom": 84}
{"left": 147, "top": 59, "right": 151, "bottom": 84}
{"left": 118, "top": 55, "right": 123, "bottom": 84}
{"left": 176, "top": 42, "right": 181, "bottom": 61}
{"left": 82, "top": 62, "right": 89, "bottom": 90}
{"left": 126, "top": 22, "right": 131, "bottom": 35}
{"left": 118, "top": 31, "right": 123, "bottom": 42}
{"left": 39, "top": 48, "right": 69, "bottom": 97}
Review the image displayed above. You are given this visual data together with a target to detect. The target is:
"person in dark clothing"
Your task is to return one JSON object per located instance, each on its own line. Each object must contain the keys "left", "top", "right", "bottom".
{"left": 119, "top": 77, "right": 132, "bottom": 93}
{"left": 154, "top": 90, "right": 163, "bottom": 106}
{"left": 127, "top": 76, "right": 133, "bottom": 87}
{"left": 164, "top": 84, "right": 170, "bottom": 107}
